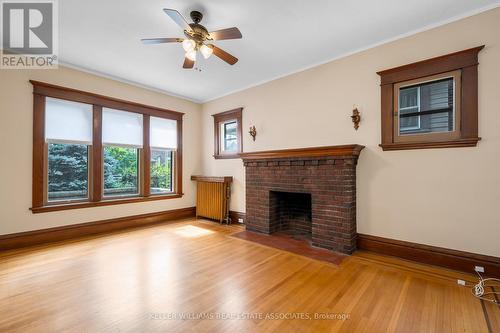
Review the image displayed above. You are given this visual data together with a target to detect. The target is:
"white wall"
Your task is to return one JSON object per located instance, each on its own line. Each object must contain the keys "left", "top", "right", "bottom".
{"left": 201, "top": 7, "right": 500, "bottom": 257}
{"left": 0, "top": 66, "right": 202, "bottom": 235}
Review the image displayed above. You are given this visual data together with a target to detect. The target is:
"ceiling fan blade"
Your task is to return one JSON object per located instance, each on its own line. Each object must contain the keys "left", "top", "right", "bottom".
{"left": 210, "top": 45, "right": 238, "bottom": 65}
{"left": 183, "top": 57, "right": 194, "bottom": 69}
{"left": 163, "top": 9, "right": 192, "bottom": 32}
{"left": 141, "top": 38, "right": 183, "bottom": 45}
{"left": 209, "top": 27, "right": 242, "bottom": 40}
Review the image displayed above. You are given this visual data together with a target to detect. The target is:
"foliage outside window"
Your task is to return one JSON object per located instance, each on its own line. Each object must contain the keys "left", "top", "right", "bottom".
{"left": 150, "top": 149, "right": 173, "bottom": 194}
{"left": 48, "top": 143, "right": 89, "bottom": 201}
{"left": 31, "top": 80, "right": 183, "bottom": 213}
{"left": 212, "top": 108, "right": 243, "bottom": 159}
{"left": 103, "top": 146, "right": 139, "bottom": 197}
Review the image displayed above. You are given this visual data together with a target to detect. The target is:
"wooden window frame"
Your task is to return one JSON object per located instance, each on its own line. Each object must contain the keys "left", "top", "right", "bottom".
{"left": 212, "top": 108, "right": 243, "bottom": 159}
{"left": 30, "top": 80, "right": 184, "bottom": 213}
{"left": 377, "top": 46, "right": 483, "bottom": 151}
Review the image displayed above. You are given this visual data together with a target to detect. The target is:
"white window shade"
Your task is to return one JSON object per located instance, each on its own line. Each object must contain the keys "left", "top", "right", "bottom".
{"left": 45, "top": 97, "right": 93, "bottom": 144}
{"left": 102, "top": 108, "right": 143, "bottom": 148}
{"left": 150, "top": 117, "right": 177, "bottom": 149}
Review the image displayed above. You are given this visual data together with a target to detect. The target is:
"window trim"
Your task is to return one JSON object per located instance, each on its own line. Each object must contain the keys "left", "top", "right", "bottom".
{"left": 377, "top": 46, "right": 483, "bottom": 151}
{"left": 30, "top": 80, "right": 184, "bottom": 213}
{"left": 212, "top": 108, "right": 243, "bottom": 159}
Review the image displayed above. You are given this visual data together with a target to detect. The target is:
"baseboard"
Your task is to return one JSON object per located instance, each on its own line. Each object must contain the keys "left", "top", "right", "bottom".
{"left": 357, "top": 233, "right": 500, "bottom": 277}
{"left": 0, "top": 206, "right": 196, "bottom": 251}
{"left": 230, "top": 211, "right": 246, "bottom": 224}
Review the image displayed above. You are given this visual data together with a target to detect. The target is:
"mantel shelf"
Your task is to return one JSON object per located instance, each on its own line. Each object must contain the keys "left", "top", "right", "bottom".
{"left": 239, "top": 145, "right": 365, "bottom": 161}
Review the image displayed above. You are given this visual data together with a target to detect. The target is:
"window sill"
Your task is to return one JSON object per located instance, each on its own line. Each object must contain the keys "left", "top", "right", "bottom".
{"left": 213, "top": 154, "right": 241, "bottom": 159}
{"left": 379, "top": 138, "right": 481, "bottom": 151}
{"left": 30, "top": 193, "right": 183, "bottom": 214}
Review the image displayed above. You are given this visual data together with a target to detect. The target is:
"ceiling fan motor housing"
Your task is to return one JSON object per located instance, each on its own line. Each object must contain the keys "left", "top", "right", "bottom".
{"left": 190, "top": 11, "right": 203, "bottom": 24}
{"left": 185, "top": 11, "right": 211, "bottom": 48}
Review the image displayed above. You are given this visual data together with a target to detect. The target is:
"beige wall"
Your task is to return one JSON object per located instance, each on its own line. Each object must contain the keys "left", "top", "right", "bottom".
{"left": 201, "top": 8, "right": 500, "bottom": 257}
{"left": 0, "top": 66, "right": 202, "bottom": 235}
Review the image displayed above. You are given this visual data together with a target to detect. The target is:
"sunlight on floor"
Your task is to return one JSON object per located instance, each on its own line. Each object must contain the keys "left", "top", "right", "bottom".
{"left": 173, "top": 225, "right": 214, "bottom": 238}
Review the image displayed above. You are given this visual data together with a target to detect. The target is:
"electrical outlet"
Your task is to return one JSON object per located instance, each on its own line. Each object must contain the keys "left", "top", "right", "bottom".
{"left": 238, "top": 218, "right": 244, "bottom": 223}
{"left": 475, "top": 266, "right": 485, "bottom": 273}
{"left": 457, "top": 279, "right": 466, "bottom": 286}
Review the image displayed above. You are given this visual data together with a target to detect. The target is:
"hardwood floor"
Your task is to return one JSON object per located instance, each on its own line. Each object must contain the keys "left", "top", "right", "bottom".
{"left": 0, "top": 218, "right": 498, "bottom": 332}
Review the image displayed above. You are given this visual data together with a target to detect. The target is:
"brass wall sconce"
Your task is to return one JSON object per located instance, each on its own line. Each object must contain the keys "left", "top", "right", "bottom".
{"left": 351, "top": 108, "right": 361, "bottom": 130}
{"left": 249, "top": 125, "right": 257, "bottom": 141}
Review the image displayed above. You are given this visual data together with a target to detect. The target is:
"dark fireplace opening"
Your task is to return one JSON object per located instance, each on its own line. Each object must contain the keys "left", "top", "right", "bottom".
{"left": 269, "top": 191, "right": 312, "bottom": 239}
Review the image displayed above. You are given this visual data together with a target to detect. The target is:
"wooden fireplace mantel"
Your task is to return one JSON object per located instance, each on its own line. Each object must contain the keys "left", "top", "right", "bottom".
{"left": 239, "top": 145, "right": 365, "bottom": 161}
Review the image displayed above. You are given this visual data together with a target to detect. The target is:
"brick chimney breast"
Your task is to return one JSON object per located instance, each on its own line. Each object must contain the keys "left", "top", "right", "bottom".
{"left": 241, "top": 145, "right": 364, "bottom": 254}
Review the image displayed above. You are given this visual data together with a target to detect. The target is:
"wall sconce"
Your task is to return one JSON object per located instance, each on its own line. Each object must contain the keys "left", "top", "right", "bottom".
{"left": 351, "top": 108, "right": 361, "bottom": 130}
{"left": 249, "top": 125, "right": 257, "bottom": 141}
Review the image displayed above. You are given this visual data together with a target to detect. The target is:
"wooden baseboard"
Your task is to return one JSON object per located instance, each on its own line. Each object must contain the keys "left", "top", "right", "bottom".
{"left": 230, "top": 211, "right": 246, "bottom": 224}
{"left": 0, "top": 206, "right": 196, "bottom": 251}
{"left": 357, "top": 233, "right": 500, "bottom": 277}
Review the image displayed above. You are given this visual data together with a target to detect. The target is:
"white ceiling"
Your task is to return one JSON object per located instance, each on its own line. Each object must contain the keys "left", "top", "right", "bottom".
{"left": 60, "top": 0, "right": 500, "bottom": 102}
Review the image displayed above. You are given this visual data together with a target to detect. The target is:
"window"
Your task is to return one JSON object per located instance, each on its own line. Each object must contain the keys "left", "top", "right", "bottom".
{"left": 150, "top": 116, "right": 177, "bottom": 194}
{"left": 102, "top": 108, "right": 143, "bottom": 198}
{"left": 45, "top": 98, "right": 92, "bottom": 203}
{"left": 31, "top": 81, "right": 183, "bottom": 213}
{"left": 213, "top": 108, "right": 243, "bottom": 158}
{"left": 394, "top": 71, "right": 460, "bottom": 142}
{"left": 378, "top": 46, "right": 483, "bottom": 150}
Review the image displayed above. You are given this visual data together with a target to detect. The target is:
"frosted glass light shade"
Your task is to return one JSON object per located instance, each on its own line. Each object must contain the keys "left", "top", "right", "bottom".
{"left": 150, "top": 117, "right": 177, "bottom": 149}
{"left": 186, "top": 49, "right": 197, "bottom": 61}
{"left": 200, "top": 44, "right": 213, "bottom": 59}
{"left": 102, "top": 108, "right": 143, "bottom": 147}
{"left": 182, "top": 39, "right": 195, "bottom": 52}
{"left": 45, "top": 97, "right": 93, "bottom": 144}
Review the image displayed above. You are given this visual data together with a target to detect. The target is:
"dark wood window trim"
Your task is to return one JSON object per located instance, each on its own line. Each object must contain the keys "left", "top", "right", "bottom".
{"left": 212, "top": 108, "right": 243, "bottom": 159}
{"left": 377, "top": 46, "right": 483, "bottom": 151}
{"left": 30, "top": 80, "right": 184, "bottom": 214}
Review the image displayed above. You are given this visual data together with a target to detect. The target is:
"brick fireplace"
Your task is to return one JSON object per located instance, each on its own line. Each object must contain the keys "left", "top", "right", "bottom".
{"left": 241, "top": 145, "right": 364, "bottom": 254}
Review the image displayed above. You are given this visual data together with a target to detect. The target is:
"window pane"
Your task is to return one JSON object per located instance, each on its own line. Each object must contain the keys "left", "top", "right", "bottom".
{"left": 223, "top": 121, "right": 237, "bottom": 152}
{"left": 103, "top": 146, "right": 139, "bottom": 197}
{"left": 48, "top": 143, "right": 89, "bottom": 201}
{"left": 150, "top": 149, "right": 173, "bottom": 194}
{"left": 399, "top": 78, "right": 454, "bottom": 135}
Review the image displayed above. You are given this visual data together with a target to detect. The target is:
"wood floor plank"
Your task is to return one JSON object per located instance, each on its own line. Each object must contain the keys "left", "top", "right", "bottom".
{"left": 0, "top": 218, "right": 497, "bottom": 332}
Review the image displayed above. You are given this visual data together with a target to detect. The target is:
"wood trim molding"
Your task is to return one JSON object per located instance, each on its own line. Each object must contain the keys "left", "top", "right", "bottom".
{"left": 143, "top": 115, "right": 151, "bottom": 197}
{"left": 32, "top": 94, "right": 46, "bottom": 208}
{"left": 30, "top": 194, "right": 183, "bottom": 213}
{"left": 377, "top": 46, "right": 484, "bottom": 84}
{"left": 240, "top": 144, "right": 365, "bottom": 161}
{"left": 91, "top": 105, "right": 103, "bottom": 202}
{"left": 212, "top": 108, "right": 243, "bottom": 159}
{"left": 377, "top": 46, "right": 484, "bottom": 151}
{"left": 229, "top": 211, "right": 246, "bottom": 224}
{"left": 357, "top": 233, "right": 500, "bottom": 277}
{"left": 0, "top": 207, "right": 196, "bottom": 251}
{"left": 191, "top": 175, "right": 233, "bottom": 183}
{"left": 30, "top": 80, "right": 184, "bottom": 120}
{"left": 379, "top": 138, "right": 481, "bottom": 151}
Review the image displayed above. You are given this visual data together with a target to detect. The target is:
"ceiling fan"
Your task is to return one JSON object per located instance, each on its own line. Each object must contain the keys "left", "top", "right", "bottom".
{"left": 141, "top": 9, "right": 242, "bottom": 69}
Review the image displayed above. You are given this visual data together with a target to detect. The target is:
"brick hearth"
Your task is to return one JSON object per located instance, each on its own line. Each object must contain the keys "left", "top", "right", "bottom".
{"left": 241, "top": 145, "right": 364, "bottom": 254}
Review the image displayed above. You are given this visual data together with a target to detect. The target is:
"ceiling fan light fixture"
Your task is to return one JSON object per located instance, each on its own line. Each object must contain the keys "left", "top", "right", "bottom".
{"left": 200, "top": 44, "right": 213, "bottom": 59}
{"left": 182, "top": 39, "right": 196, "bottom": 52}
{"left": 186, "top": 49, "right": 197, "bottom": 62}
